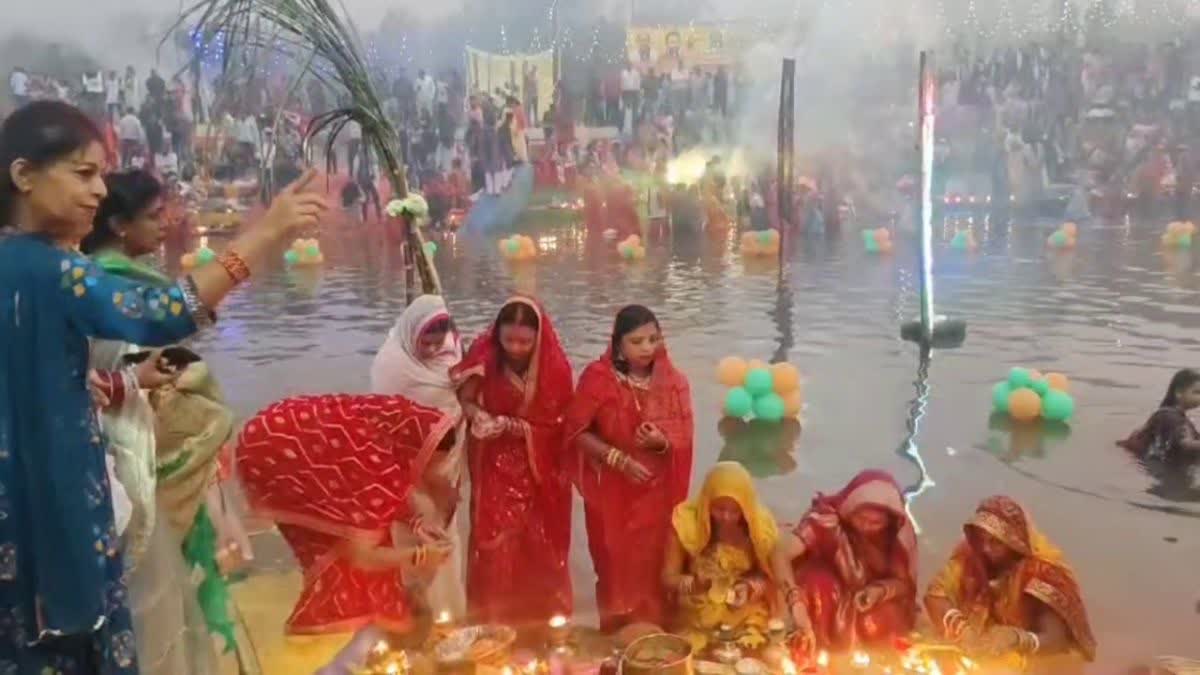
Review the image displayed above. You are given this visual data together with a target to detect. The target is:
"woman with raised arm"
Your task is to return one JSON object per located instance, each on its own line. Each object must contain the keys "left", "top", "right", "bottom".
{"left": 0, "top": 100, "right": 324, "bottom": 673}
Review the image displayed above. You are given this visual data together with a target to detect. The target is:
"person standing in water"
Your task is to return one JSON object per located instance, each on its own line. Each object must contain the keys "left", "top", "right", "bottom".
{"left": 563, "top": 305, "right": 693, "bottom": 633}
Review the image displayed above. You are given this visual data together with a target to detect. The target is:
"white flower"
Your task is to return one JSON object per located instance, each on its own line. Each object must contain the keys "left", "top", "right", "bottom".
{"left": 385, "top": 194, "right": 430, "bottom": 219}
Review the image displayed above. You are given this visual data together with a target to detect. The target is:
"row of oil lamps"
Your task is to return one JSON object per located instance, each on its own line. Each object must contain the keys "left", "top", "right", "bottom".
{"left": 359, "top": 612, "right": 981, "bottom": 675}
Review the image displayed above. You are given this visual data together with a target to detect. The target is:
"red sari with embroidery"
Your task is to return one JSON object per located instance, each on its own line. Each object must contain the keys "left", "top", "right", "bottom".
{"left": 236, "top": 394, "right": 456, "bottom": 635}
{"left": 451, "top": 297, "right": 574, "bottom": 627}
{"left": 563, "top": 347, "right": 693, "bottom": 631}
{"left": 792, "top": 470, "right": 917, "bottom": 650}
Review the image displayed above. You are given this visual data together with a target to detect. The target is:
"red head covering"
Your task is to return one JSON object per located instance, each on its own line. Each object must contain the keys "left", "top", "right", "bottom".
{"left": 801, "top": 469, "right": 918, "bottom": 588}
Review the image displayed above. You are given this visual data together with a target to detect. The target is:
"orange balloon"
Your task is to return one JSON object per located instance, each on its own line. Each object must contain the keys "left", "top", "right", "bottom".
{"left": 770, "top": 362, "right": 801, "bottom": 395}
{"left": 1168, "top": 221, "right": 1186, "bottom": 235}
{"left": 875, "top": 227, "right": 891, "bottom": 241}
{"left": 783, "top": 389, "right": 803, "bottom": 418}
{"left": 747, "top": 359, "right": 768, "bottom": 372}
{"left": 1008, "top": 388, "right": 1043, "bottom": 422}
{"left": 1044, "top": 372, "right": 1070, "bottom": 392}
{"left": 1186, "top": 221, "right": 1198, "bottom": 235}
{"left": 878, "top": 239, "right": 894, "bottom": 253}
{"left": 1062, "top": 222, "right": 1078, "bottom": 237}
{"left": 180, "top": 253, "right": 197, "bottom": 269}
{"left": 716, "top": 357, "right": 749, "bottom": 387}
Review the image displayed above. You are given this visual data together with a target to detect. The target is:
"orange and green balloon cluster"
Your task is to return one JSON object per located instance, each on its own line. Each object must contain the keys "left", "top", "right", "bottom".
{"left": 1161, "top": 221, "right": 1196, "bottom": 249}
{"left": 742, "top": 229, "right": 781, "bottom": 256}
{"left": 992, "top": 367, "right": 1074, "bottom": 423}
{"left": 716, "top": 356, "right": 802, "bottom": 423}
{"left": 862, "top": 228, "right": 893, "bottom": 254}
{"left": 285, "top": 238, "right": 324, "bottom": 266}
{"left": 1047, "top": 222, "right": 1078, "bottom": 250}
{"left": 499, "top": 234, "right": 538, "bottom": 261}
{"left": 617, "top": 234, "right": 646, "bottom": 260}
{"left": 180, "top": 246, "right": 216, "bottom": 270}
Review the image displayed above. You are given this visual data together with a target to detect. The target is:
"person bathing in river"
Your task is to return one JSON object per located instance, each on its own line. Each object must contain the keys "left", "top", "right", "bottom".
{"left": 925, "top": 496, "right": 1096, "bottom": 667}
{"left": 564, "top": 305, "right": 693, "bottom": 633}
{"left": 1118, "top": 368, "right": 1200, "bottom": 460}
{"left": 771, "top": 470, "right": 917, "bottom": 656}
{"left": 370, "top": 295, "right": 467, "bottom": 618}
{"left": 451, "top": 297, "right": 574, "bottom": 627}
{"left": 663, "top": 462, "right": 778, "bottom": 651}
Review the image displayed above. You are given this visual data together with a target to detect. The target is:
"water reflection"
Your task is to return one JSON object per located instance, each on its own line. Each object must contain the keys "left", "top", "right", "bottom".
{"left": 185, "top": 211, "right": 1200, "bottom": 665}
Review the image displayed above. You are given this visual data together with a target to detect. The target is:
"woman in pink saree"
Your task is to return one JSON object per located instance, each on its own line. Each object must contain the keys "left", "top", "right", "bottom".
{"left": 771, "top": 470, "right": 917, "bottom": 654}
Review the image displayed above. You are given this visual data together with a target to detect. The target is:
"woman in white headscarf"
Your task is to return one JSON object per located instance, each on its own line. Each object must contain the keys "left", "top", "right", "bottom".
{"left": 370, "top": 294, "right": 467, "bottom": 618}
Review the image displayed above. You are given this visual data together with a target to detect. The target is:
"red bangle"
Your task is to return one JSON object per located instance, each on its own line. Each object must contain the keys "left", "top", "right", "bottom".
{"left": 217, "top": 249, "right": 251, "bottom": 284}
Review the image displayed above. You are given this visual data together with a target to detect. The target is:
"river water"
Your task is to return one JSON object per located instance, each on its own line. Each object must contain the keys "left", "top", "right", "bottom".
{"left": 187, "top": 210, "right": 1200, "bottom": 669}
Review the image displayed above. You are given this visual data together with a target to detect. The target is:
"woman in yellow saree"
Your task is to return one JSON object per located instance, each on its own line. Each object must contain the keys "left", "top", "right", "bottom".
{"left": 924, "top": 496, "right": 1097, "bottom": 666}
{"left": 663, "top": 462, "right": 778, "bottom": 651}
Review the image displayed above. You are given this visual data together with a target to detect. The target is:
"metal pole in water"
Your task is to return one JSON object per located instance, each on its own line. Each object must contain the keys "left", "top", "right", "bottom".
{"left": 917, "top": 51, "right": 937, "bottom": 345}
{"left": 777, "top": 58, "right": 795, "bottom": 268}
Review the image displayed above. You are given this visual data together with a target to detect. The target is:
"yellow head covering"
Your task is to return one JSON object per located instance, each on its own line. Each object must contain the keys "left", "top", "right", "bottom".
{"left": 671, "top": 462, "right": 779, "bottom": 575}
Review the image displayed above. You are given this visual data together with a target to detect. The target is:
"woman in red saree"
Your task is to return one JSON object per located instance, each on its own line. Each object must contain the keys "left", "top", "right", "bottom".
{"left": 925, "top": 496, "right": 1097, "bottom": 664}
{"left": 451, "top": 296, "right": 574, "bottom": 627}
{"left": 606, "top": 179, "right": 644, "bottom": 240}
{"left": 563, "top": 305, "right": 693, "bottom": 632}
{"left": 771, "top": 470, "right": 917, "bottom": 654}
{"left": 581, "top": 169, "right": 607, "bottom": 236}
{"left": 237, "top": 394, "right": 457, "bottom": 636}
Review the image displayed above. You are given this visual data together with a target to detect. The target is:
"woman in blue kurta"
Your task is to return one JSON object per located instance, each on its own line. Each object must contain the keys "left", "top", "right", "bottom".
{"left": 0, "top": 101, "right": 327, "bottom": 674}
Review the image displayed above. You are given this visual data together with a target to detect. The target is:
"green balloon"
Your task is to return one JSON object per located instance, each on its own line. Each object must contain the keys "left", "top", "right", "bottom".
{"left": 861, "top": 230, "right": 874, "bottom": 244}
{"left": 621, "top": 245, "right": 635, "bottom": 260}
{"left": 283, "top": 250, "right": 300, "bottom": 265}
{"left": 1049, "top": 231, "right": 1068, "bottom": 247}
{"left": 505, "top": 239, "right": 520, "bottom": 254}
{"left": 951, "top": 232, "right": 967, "bottom": 250}
{"left": 1179, "top": 233, "right": 1193, "bottom": 248}
{"left": 865, "top": 237, "right": 880, "bottom": 253}
{"left": 196, "top": 247, "right": 216, "bottom": 264}
{"left": 753, "top": 392, "right": 786, "bottom": 422}
{"left": 1031, "top": 379, "right": 1050, "bottom": 396}
{"left": 305, "top": 244, "right": 320, "bottom": 257}
{"left": 757, "top": 231, "right": 772, "bottom": 245}
{"left": 724, "top": 387, "right": 754, "bottom": 418}
{"left": 424, "top": 241, "right": 438, "bottom": 256}
{"left": 1008, "top": 367, "right": 1033, "bottom": 390}
{"left": 744, "top": 368, "right": 774, "bottom": 397}
{"left": 1042, "top": 389, "right": 1075, "bottom": 422}
{"left": 992, "top": 381, "right": 1013, "bottom": 412}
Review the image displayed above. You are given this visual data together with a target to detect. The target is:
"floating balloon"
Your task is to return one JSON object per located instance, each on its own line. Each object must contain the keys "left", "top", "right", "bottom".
{"left": 1162, "top": 221, "right": 1196, "bottom": 249}
{"left": 742, "top": 229, "right": 780, "bottom": 256}
{"left": 1047, "top": 222, "right": 1077, "bottom": 250}
{"left": 1031, "top": 379, "right": 1050, "bottom": 396}
{"left": 500, "top": 235, "right": 538, "bottom": 261}
{"left": 992, "top": 381, "right": 1013, "bottom": 413}
{"left": 753, "top": 393, "right": 786, "bottom": 423}
{"left": 1042, "top": 389, "right": 1076, "bottom": 422}
{"left": 724, "top": 387, "right": 754, "bottom": 418}
{"left": 180, "top": 252, "right": 198, "bottom": 269}
{"left": 862, "top": 228, "right": 893, "bottom": 254}
{"left": 1044, "top": 372, "right": 1070, "bottom": 392}
{"left": 951, "top": 230, "right": 978, "bottom": 252}
{"left": 196, "top": 247, "right": 217, "bottom": 264}
{"left": 1008, "top": 367, "right": 1033, "bottom": 390}
{"left": 744, "top": 368, "right": 774, "bottom": 397}
{"left": 782, "top": 390, "right": 803, "bottom": 418}
{"left": 1008, "top": 388, "right": 1042, "bottom": 423}
{"left": 770, "top": 362, "right": 800, "bottom": 395}
{"left": 716, "top": 356, "right": 749, "bottom": 387}
{"left": 288, "top": 238, "right": 324, "bottom": 266}
{"left": 747, "top": 358, "right": 768, "bottom": 371}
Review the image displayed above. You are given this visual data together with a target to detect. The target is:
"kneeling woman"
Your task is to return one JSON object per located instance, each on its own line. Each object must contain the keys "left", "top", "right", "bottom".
{"left": 237, "top": 394, "right": 457, "bottom": 660}
{"left": 663, "top": 462, "right": 778, "bottom": 651}
{"left": 924, "top": 496, "right": 1097, "bottom": 665}
{"left": 771, "top": 470, "right": 917, "bottom": 654}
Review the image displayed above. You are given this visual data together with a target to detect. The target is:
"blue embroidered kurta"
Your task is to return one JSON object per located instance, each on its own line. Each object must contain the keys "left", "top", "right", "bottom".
{"left": 0, "top": 233, "right": 206, "bottom": 674}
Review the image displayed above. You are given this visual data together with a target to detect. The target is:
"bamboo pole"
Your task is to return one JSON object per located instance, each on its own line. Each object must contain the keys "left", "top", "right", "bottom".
{"left": 776, "top": 57, "right": 795, "bottom": 268}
